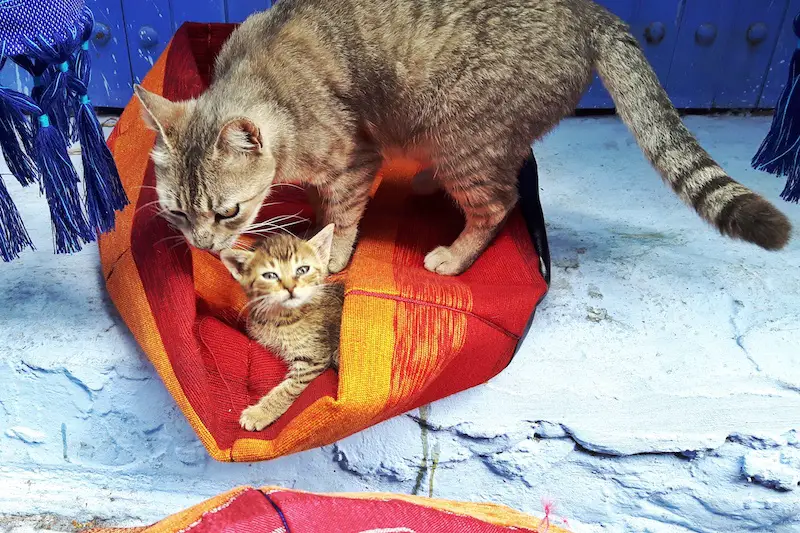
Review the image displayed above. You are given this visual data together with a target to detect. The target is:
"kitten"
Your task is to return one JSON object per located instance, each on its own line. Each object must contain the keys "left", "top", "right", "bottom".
{"left": 136, "top": 0, "right": 791, "bottom": 277}
{"left": 220, "top": 224, "right": 343, "bottom": 431}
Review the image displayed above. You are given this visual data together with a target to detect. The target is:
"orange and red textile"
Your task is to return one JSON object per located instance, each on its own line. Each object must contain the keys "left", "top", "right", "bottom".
{"left": 99, "top": 22, "right": 549, "bottom": 462}
{"left": 84, "top": 486, "right": 572, "bottom": 533}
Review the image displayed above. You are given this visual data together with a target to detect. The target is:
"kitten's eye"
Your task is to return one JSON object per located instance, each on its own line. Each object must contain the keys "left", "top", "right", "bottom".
{"left": 216, "top": 204, "right": 240, "bottom": 221}
{"left": 169, "top": 210, "right": 187, "bottom": 219}
{"left": 262, "top": 271, "right": 279, "bottom": 280}
{"left": 296, "top": 265, "right": 310, "bottom": 276}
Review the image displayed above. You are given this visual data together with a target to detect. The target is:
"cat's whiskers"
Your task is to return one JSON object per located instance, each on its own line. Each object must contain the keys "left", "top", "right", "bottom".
{"left": 154, "top": 235, "right": 186, "bottom": 247}
{"left": 270, "top": 182, "right": 305, "bottom": 192}
{"left": 135, "top": 199, "right": 167, "bottom": 215}
{"left": 239, "top": 294, "right": 275, "bottom": 321}
{"left": 245, "top": 213, "right": 308, "bottom": 231}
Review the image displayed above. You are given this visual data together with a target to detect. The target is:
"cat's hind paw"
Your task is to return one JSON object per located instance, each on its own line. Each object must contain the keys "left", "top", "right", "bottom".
{"left": 240, "top": 404, "right": 281, "bottom": 431}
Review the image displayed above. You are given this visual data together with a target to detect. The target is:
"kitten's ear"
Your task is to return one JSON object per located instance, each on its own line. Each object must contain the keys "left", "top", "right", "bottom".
{"left": 134, "top": 84, "right": 189, "bottom": 138}
{"left": 216, "top": 118, "right": 263, "bottom": 156}
{"left": 220, "top": 249, "right": 254, "bottom": 280}
{"left": 308, "top": 223, "right": 335, "bottom": 267}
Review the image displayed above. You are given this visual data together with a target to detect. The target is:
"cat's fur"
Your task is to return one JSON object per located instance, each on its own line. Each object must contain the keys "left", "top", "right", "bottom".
{"left": 136, "top": 0, "right": 791, "bottom": 277}
{"left": 220, "top": 224, "right": 343, "bottom": 431}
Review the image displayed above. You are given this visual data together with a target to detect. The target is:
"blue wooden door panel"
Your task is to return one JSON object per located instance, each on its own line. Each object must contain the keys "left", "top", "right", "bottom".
{"left": 628, "top": 0, "right": 683, "bottom": 92}
{"left": 172, "top": 0, "right": 226, "bottom": 29}
{"left": 666, "top": 0, "right": 737, "bottom": 108}
{"left": 121, "top": 0, "right": 173, "bottom": 84}
{"left": 578, "top": 0, "right": 639, "bottom": 109}
{"left": 759, "top": 0, "right": 800, "bottom": 108}
{"left": 227, "top": 0, "right": 272, "bottom": 23}
{"left": 712, "top": 0, "right": 788, "bottom": 109}
{"left": 79, "top": 0, "right": 793, "bottom": 110}
{"left": 87, "top": 0, "right": 135, "bottom": 107}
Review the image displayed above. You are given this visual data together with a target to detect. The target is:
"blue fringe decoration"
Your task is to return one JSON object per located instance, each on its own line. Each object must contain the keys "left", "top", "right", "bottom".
{"left": 34, "top": 114, "right": 95, "bottom": 254}
{"left": 68, "top": 13, "right": 129, "bottom": 233}
{"left": 76, "top": 95, "right": 129, "bottom": 233}
{"left": 0, "top": 175, "right": 34, "bottom": 262}
{"left": 0, "top": 48, "right": 38, "bottom": 187}
{"left": 21, "top": 28, "right": 81, "bottom": 141}
{"left": 0, "top": 85, "right": 39, "bottom": 187}
{"left": 752, "top": 14, "right": 800, "bottom": 203}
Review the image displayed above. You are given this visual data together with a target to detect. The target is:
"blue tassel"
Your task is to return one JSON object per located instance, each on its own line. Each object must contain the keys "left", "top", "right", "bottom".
{"left": 34, "top": 114, "right": 95, "bottom": 254}
{"left": 0, "top": 47, "right": 39, "bottom": 187}
{"left": 76, "top": 94, "right": 129, "bottom": 233}
{"left": 68, "top": 32, "right": 129, "bottom": 234}
{"left": 0, "top": 86, "right": 39, "bottom": 187}
{"left": 38, "top": 61, "right": 74, "bottom": 140}
{"left": 752, "top": 14, "right": 800, "bottom": 202}
{"left": 0, "top": 175, "right": 34, "bottom": 262}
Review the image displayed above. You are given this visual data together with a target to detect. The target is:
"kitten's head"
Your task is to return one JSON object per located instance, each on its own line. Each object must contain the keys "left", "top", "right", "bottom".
{"left": 220, "top": 224, "right": 335, "bottom": 310}
{"left": 134, "top": 85, "right": 279, "bottom": 251}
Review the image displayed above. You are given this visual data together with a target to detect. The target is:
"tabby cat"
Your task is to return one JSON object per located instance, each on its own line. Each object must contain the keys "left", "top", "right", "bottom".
{"left": 220, "top": 224, "right": 343, "bottom": 431}
{"left": 136, "top": 0, "right": 791, "bottom": 277}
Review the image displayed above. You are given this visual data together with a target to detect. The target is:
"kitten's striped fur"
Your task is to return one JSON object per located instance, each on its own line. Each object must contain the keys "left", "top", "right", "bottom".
{"left": 221, "top": 224, "right": 343, "bottom": 431}
{"left": 137, "top": 0, "right": 791, "bottom": 278}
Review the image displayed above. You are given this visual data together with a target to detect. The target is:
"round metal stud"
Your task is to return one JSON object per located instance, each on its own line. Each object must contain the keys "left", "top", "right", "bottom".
{"left": 93, "top": 23, "right": 111, "bottom": 46}
{"left": 139, "top": 26, "right": 159, "bottom": 49}
{"left": 695, "top": 23, "right": 717, "bottom": 46}
{"left": 644, "top": 22, "right": 666, "bottom": 45}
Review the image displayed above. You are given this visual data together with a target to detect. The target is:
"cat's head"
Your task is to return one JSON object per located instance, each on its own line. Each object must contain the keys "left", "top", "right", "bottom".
{"left": 219, "top": 224, "right": 335, "bottom": 310}
{"left": 134, "top": 85, "right": 280, "bottom": 251}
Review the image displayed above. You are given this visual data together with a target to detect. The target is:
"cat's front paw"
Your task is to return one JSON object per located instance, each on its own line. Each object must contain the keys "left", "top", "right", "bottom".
{"left": 424, "top": 246, "right": 470, "bottom": 276}
{"left": 240, "top": 404, "right": 281, "bottom": 431}
{"left": 328, "top": 236, "right": 356, "bottom": 273}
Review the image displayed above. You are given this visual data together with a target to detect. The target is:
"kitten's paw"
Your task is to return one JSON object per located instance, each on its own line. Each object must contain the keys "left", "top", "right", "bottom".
{"left": 240, "top": 404, "right": 281, "bottom": 431}
{"left": 424, "top": 246, "right": 470, "bottom": 276}
{"left": 411, "top": 169, "right": 439, "bottom": 196}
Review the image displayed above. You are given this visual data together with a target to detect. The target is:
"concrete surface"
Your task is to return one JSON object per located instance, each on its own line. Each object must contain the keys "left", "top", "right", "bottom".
{"left": 1, "top": 115, "right": 799, "bottom": 533}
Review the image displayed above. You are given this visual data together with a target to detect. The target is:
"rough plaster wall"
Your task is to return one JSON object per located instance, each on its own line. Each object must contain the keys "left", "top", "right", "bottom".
{"left": 1, "top": 116, "right": 799, "bottom": 533}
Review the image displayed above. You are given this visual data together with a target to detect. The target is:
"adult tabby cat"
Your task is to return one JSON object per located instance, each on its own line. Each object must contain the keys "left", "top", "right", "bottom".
{"left": 135, "top": 0, "right": 791, "bottom": 276}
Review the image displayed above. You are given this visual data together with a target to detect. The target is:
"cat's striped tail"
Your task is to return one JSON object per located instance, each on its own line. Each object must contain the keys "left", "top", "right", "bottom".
{"left": 591, "top": 20, "right": 791, "bottom": 250}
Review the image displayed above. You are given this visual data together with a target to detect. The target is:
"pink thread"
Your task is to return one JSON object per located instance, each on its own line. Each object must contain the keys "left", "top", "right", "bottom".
{"left": 537, "top": 499, "right": 554, "bottom": 533}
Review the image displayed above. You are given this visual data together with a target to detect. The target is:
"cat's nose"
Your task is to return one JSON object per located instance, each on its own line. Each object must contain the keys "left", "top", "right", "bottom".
{"left": 192, "top": 229, "right": 214, "bottom": 249}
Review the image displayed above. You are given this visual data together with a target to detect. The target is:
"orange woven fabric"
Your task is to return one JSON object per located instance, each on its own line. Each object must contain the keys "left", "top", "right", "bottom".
{"left": 99, "top": 23, "right": 548, "bottom": 462}
{"left": 84, "top": 486, "right": 572, "bottom": 533}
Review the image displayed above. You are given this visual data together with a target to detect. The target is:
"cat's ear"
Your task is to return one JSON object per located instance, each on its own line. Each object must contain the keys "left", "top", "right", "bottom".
{"left": 134, "top": 84, "right": 190, "bottom": 139}
{"left": 216, "top": 118, "right": 263, "bottom": 156}
{"left": 308, "top": 223, "right": 335, "bottom": 267}
{"left": 220, "top": 249, "right": 254, "bottom": 280}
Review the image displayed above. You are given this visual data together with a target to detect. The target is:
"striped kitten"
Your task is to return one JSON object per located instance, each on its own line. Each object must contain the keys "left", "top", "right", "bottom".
{"left": 136, "top": 0, "right": 791, "bottom": 277}
{"left": 220, "top": 224, "right": 343, "bottom": 431}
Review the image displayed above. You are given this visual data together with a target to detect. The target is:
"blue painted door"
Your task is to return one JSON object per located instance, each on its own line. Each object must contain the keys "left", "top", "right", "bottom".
{"left": 87, "top": 0, "right": 136, "bottom": 107}
{"left": 712, "top": 0, "right": 788, "bottom": 108}
{"left": 759, "top": 0, "right": 800, "bottom": 108}
{"left": 26, "top": 0, "right": 793, "bottom": 110}
{"left": 579, "top": 0, "right": 685, "bottom": 109}
{"left": 578, "top": 0, "right": 639, "bottom": 109}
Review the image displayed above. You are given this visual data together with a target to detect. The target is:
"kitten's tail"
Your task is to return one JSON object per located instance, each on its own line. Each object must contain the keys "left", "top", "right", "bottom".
{"left": 591, "top": 20, "right": 791, "bottom": 250}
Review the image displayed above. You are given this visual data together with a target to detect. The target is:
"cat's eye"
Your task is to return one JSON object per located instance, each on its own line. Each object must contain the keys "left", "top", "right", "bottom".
{"left": 169, "top": 210, "right": 187, "bottom": 219}
{"left": 216, "top": 204, "right": 240, "bottom": 221}
{"left": 296, "top": 265, "right": 310, "bottom": 276}
{"left": 262, "top": 271, "right": 279, "bottom": 280}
